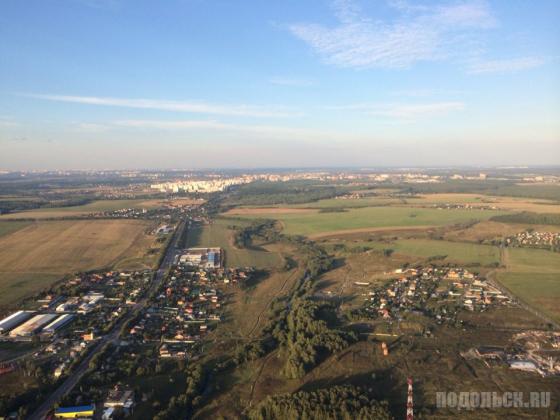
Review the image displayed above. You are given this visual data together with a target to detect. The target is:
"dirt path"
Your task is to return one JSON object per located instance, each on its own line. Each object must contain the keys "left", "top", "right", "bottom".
{"left": 248, "top": 350, "right": 278, "bottom": 406}
{"left": 247, "top": 268, "right": 300, "bottom": 338}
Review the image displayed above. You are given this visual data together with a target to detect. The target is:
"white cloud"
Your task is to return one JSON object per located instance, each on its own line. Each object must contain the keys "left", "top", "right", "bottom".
{"left": 468, "top": 56, "right": 546, "bottom": 74}
{"left": 24, "top": 94, "right": 300, "bottom": 118}
{"left": 113, "top": 119, "right": 341, "bottom": 142}
{"left": 289, "top": 0, "right": 495, "bottom": 69}
{"left": 371, "top": 102, "right": 465, "bottom": 119}
{"left": 327, "top": 101, "right": 465, "bottom": 119}
{"left": 72, "top": 122, "right": 111, "bottom": 133}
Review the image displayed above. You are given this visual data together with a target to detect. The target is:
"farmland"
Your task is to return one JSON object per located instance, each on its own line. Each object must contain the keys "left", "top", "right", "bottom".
{"left": 497, "top": 248, "right": 560, "bottom": 322}
{"left": 0, "top": 219, "right": 162, "bottom": 307}
{"left": 231, "top": 193, "right": 560, "bottom": 213}
{"left": 186, "top": 218, "right": 283, "bottom": 269}
{"left": 229, "top": 206, "right": 507, "bottom": 237}
{"left": 0, "top": 221, "right": 31, "bottom": 238}
{"left": 0, "top": 198, "right": 203, "bottom": 219}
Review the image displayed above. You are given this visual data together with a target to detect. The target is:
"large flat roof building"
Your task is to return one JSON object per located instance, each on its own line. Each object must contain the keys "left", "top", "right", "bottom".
{"left": 42, "top": 314, "right": 75, "bottom": 334}
{"left": 9, "top": 314, "right": 58, "bottom": 337}
{"left": 0, "top": 310, "right": 35, "bottom": 333}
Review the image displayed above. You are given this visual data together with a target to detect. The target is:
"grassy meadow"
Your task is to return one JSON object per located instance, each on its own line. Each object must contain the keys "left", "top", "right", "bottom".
{"left": 230, "top": 206, "right": 507, "bottom": 237}
{"left": 342, "top": 238, "right": 501, "bottom": 266}
{"left": 186, "top": 218, "right": 283, "bottom": 269}
{"left": 497, "top": 248, "right": 560, "bottom": 323}
{"left": 232, "top": 192, "right": 560, "bottom": 213}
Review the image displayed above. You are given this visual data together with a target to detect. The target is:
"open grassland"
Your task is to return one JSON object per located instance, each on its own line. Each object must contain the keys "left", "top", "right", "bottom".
{"left": 0, "top": 221, "right": 31, "bottom": 238}
{"left": 223, "top": 268, "right": 301, "bottom": 338}
{"left": 343, "top": 239, "right": 501, "bottom": 266}
{"left": 506, "top": 247, "right": 560, "bottom": 273}
{"left": 497, "top": 248, "right": 560, "bottom": 323}
{"left": 498, "top": 273, "right": 560, "bottom": 324}
{"left": 230, "top": 206, "right": 507, "bottom": 237}
{"left": 0, "top": 219, "right": 161, "bottom": 307}
{"left": 405, "top": 193, "right": 560, "bottom": 213}
{"left": 289, "top": 196, "right": 405, "bottom": 208}
{"left": 228, "top": 192, "right": 560, "bottom": 213}
{"left": 0, "top": 198, "right": 203, "bottom": 219}
{"left": 186, "top": 218, "right": 283, "bottom": 269}
{"left": 444, "top": 220, "right": 560, "bottom": 243}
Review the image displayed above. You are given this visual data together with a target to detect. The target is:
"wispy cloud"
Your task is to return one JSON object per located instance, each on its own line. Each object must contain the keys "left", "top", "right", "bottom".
{"left": 328, "top": 101, "right": 465, "bottom": 120}
{"left": 72, "top": 122, "right": 111, "bottom": 133}
{"left": 289, "top": 0, "right": 495, "bottom": 69}
{"left": 23, "top": 94, "right": 301, "bottom": 118}
{"left": 468, "top": 56, "right": 547, "bottom": 74}
{"left": 390, "top": 88, "right": 467, "bottom": 97}
{"left": 0, "top": 117, "right": 19, "bottom": 128}
{"left": 114, "top": 119, "right": 333, "bottom": 141}
{"left": 370, "top": 102, "right": 465, "bottom": 119}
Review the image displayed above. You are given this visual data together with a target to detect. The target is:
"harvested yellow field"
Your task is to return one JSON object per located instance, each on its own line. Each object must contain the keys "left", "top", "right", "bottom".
{"left": 0, "top": 219, "right": 161, "bottom": 306}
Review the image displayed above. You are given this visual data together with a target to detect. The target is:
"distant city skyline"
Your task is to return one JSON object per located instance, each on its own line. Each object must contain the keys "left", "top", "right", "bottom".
{"left": 1, "top": 0, "right": 559, "bottom": 169}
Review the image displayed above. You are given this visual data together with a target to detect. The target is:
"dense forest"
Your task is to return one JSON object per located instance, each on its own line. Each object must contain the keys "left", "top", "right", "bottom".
{"left": 225, "top": 181, "right": 346, "bottom": 205}
{"left": 247, "top": 385, "right": 393, "bottom": 420}
{"left": 403, "top": 181, "right": 560, "bottom": 201}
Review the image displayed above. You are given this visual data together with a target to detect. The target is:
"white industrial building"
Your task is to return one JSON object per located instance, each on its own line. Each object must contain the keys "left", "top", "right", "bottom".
{"left": 42, "top": 314, "right": 75, "bottom": 334}
{"left": 9, "top": 314, "right": 58, "bottom": 337}
{"left": 0, "top": 310, "right": 35, "bottom": 333}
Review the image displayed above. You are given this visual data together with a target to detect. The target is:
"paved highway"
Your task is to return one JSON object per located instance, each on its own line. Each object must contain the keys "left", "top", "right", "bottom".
{"left": 28, "top": 219, "right": 185, "bottom": 420}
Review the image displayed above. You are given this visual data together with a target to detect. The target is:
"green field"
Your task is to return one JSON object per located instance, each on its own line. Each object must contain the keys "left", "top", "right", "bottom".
{"left": 0, "top": 199, "right": 167, "bottom": 219}
{"left": 239, "top": 192, "right": 560, "bottom": 213}
{"left": 0, "top": 221, "right": 31, "bottom": 238}
{"left": 497, "top": 248, "right": 560, "bottom": 323}
{"left": 348, "top": 239, "right": 500, "bottom": 266}
{"left": 233, "top": 206, "right": 508, "bottom": 237}
{"left": 288, "top": 197, "right": 404, "bottom": 208}
{"left": 186, "top": 218, "right": 283, "bottom": 269}
{"left": 506, "top": 247, "right": 560, "bottom": 272}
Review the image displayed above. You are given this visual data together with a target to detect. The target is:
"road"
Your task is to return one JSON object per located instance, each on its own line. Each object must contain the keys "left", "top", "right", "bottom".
{"left": 28, "top": 219, "right": 185, "bottom": 420}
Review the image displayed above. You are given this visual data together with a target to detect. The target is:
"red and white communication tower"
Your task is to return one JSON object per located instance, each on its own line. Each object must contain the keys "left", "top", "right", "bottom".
{"left": 406, "top": 377, "right": 414, "bottom": 420}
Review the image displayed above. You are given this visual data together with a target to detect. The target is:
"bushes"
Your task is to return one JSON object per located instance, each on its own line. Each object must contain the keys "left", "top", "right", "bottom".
{"left": 153, "top": 365, "right": 206, "bottom": 420}
{"left": 247, "top": 385, "right": 393, "bottom": 420}
{"left": 273, "top": 299, "right": 356, "bottom": 379}
{"left": 232, "top": 219, "right": 279, "bottom": 248}
{"left": 490, "top": 212, "right": 560, "bottom": 226}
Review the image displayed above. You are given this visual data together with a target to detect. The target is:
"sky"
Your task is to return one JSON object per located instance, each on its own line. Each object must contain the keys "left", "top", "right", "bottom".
{"left": 0, "top": 0, "right": 559, "bottom": 170}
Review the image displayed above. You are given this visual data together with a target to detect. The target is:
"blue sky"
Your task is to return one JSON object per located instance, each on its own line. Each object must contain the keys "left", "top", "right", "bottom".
{"left": 0, "top": 0, "right": 558, "bottom": 169}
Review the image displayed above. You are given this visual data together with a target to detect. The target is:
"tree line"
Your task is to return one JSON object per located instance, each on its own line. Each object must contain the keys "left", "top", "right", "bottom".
{"left": 247, "top": 385, "right": 393, "bottom": 420}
